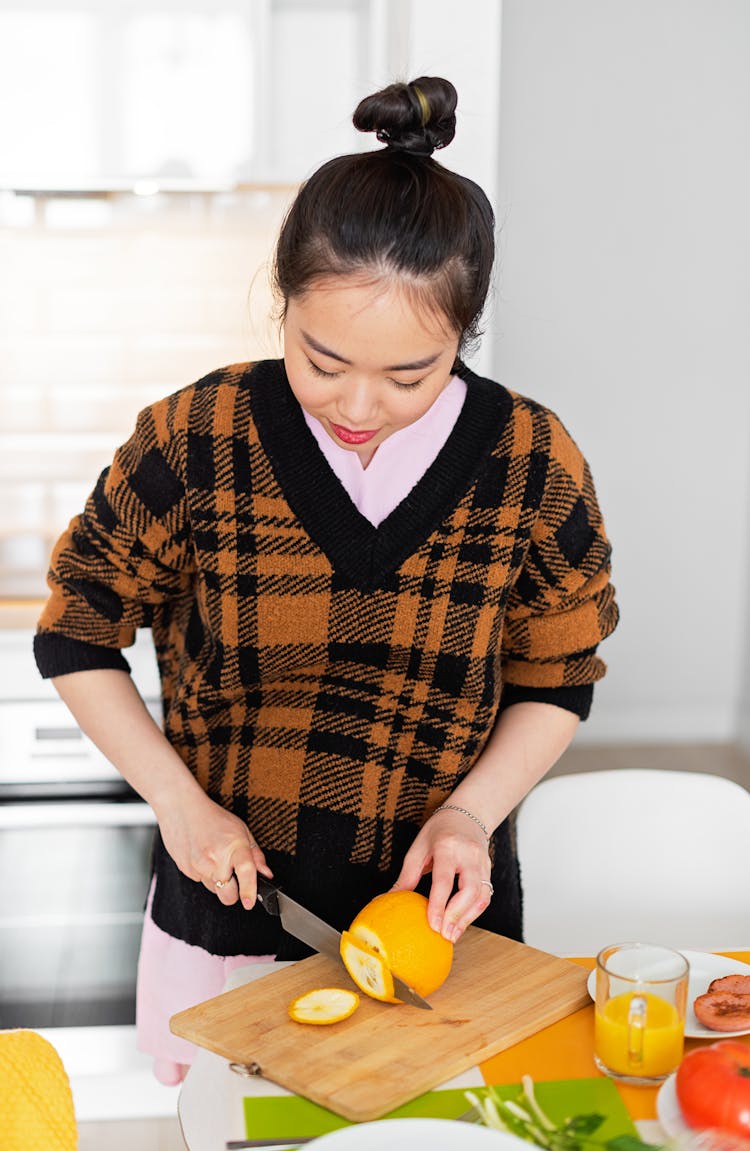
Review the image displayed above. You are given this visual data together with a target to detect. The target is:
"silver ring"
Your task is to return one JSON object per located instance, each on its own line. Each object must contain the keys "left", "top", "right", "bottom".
{"left": 215, "top": 878, "right": 231, "bottom": 889}
{"left": 480, "top": 880, "right": 494, "bottom": 895}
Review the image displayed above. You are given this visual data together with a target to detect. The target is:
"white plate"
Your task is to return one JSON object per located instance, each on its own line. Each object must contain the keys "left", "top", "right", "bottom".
{"left": 656, "top": 1073, "right": 690, "bottom": 1138}
{"left": 307, "top": 1118, "right": 524, "bottom": 1150}
{"left": 586, "top": 950, "right": 750, "bottom": 1039}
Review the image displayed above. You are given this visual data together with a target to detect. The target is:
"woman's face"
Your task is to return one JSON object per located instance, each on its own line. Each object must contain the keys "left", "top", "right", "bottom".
{"left": 283, "top": 276, "right": 461, "bottom": 467}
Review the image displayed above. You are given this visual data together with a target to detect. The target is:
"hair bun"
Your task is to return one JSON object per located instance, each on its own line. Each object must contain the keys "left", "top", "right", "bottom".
{"left": 353, "top": 76, "right": 457, "bottom": 157}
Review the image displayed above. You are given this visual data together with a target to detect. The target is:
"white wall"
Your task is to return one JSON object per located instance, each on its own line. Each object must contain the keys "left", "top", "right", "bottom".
{"left": 491, "top": 0, "right": 750, "bottom": 744}
{"left": 739, "top": 495, "right": 750, "bottom": 753}
{"left": 393, "top": 0, "right": 503, "bottom": 378}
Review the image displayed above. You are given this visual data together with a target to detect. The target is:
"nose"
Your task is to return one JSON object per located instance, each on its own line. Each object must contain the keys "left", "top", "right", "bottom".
{"left": 336, "top": 377, "right": 379, "bottom": 427}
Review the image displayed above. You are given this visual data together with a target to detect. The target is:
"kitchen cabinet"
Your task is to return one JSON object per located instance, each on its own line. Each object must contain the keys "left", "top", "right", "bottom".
{"left": 0, "top": 1, "right": 394, "bottom": 190}
{"left": 0, "top": 0, "right": 501, "bottom": 192}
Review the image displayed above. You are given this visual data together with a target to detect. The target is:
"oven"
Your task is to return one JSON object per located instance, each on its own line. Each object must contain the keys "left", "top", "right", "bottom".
{"left": 0, "top": 789, "right": 156, "bottom": 1029}
{"left": 0, "top": 630, "right": 160, "bottom": 1033}
{"left": 0, "top": 629, "right": 185, "bottom": 1117}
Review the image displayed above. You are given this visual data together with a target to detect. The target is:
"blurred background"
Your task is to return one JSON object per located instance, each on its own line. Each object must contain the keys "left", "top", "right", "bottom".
{"left": 0, "top": 2, "right": 749, "bottom": 1141}
{"left": 3, "top": 0, "right": 748, "bottom": 770}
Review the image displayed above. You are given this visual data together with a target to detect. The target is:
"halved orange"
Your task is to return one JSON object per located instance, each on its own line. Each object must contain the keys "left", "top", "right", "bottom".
{"left": 344, "top": 890, "right": 453, "bottom": 1002}
{"left": 339, "top": 930, "right": 398, "bottom": 1003}
{"left": 288, "top": 987, "right": 359, "bottom": 1025}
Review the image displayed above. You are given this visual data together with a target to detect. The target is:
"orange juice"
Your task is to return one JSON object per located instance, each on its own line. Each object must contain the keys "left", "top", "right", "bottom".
{"left": 594, "top": 991, "right": 684, "bottom": 1077}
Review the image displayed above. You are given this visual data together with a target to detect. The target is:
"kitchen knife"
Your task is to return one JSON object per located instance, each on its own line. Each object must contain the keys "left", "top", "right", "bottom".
{"left": 255, "top": 875, "right": 432, "bottom": 1010}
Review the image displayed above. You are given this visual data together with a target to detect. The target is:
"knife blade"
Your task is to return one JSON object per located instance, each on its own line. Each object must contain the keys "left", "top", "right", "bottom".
{"left": 255, "top": 875, "right": 432, "bottom": 1010}
{"left": 226, "top": 1140, "right": 314, "bottom": 1148}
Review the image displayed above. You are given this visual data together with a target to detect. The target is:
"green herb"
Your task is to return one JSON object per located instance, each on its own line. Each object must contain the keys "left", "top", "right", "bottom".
{"left": 465, "top": 1077, "right": 665, "bottom": 1151}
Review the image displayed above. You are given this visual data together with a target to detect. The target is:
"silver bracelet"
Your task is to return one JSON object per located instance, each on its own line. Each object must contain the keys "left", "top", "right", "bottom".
{"left": 433, "top": 803, "right": 490, "bottom": 843}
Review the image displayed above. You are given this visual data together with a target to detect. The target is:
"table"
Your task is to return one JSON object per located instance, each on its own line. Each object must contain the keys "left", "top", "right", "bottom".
{"left": 178, "top": 951, "right": 750, "bottom": 1150}
{"left": 483, "top": 952, "right": 750, "bottom": 1122}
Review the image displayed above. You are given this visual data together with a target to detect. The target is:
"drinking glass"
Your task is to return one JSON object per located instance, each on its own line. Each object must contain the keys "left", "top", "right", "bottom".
{"left": 594, "top": 942, "right": 689, "bottom": 1085}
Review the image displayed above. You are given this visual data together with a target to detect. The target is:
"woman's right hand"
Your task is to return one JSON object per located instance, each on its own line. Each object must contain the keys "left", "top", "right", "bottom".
{"left": 48, "top": 669, "right": 274, "bottom": 912}
{"left": 155, "top": 783, "right": 274, "bottom": 910}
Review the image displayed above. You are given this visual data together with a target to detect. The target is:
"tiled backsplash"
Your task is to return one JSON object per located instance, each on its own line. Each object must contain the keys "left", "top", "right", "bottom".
{"left": 0, "top": 187, "right": 295, "bottom": 600}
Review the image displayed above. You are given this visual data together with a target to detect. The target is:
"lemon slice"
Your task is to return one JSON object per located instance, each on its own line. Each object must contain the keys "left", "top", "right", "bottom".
{"left": 340, "top": 930, "right": 398, "bottom": 1003}
{"left": 288, "top": 987, "right": 360, "bottom": 1025}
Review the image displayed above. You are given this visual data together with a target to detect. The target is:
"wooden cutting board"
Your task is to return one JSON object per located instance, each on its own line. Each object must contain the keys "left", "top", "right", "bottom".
{"left": 171, "top": 927, "right": 589, "bottom": 1122}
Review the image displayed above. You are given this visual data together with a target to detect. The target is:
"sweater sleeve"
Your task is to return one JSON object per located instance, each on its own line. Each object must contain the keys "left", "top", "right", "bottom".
{"left": 35, "top": 397, "right": 195, "bottom": 676}
{"left": 500, "top": 405, "right": 619, "bottom": 715}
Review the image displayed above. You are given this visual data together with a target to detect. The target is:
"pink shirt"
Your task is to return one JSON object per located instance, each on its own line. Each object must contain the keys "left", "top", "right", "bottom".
{"left": 301, "top": 375, "right": 467, "bottom": 526}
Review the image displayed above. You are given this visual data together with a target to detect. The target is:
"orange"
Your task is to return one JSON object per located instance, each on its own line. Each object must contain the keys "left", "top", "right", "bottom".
{"left": 340, "top": 931, "right": 398, "bottom": 1003}
{"left": 288, "top": 987, "right": 360, "bottom": 1025}
{"left": 341, "top": 890, "right": 453, "bottom": 1001}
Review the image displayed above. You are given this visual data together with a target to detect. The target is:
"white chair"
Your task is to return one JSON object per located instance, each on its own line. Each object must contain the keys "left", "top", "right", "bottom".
{"left": 516, "top": 768, "right": 750, "bottom": 956}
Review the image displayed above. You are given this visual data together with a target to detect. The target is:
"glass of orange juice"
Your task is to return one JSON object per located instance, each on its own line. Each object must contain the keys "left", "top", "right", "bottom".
{"left": 594, "top": 942, "right": 689, "bottom": 1085}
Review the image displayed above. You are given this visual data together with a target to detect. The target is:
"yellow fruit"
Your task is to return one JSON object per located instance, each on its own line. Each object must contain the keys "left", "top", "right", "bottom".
{"left": 342, "top": 890, "right": 453, "bottom": 1001}
{"left": 340, "top": 930, "right": 398, "bottom": 1003}
{"left": 288, "top": 987, "right": 360, "bottom": 1025}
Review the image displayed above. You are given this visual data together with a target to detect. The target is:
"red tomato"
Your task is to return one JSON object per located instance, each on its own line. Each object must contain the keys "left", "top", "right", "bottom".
{"left": 676, "top": 1041, "right": 750, "bottom": 1137}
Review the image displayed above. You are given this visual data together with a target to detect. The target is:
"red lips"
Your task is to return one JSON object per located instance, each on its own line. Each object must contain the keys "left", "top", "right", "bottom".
{"left": 330, "top": 422, "right": 378, "bottom": 445}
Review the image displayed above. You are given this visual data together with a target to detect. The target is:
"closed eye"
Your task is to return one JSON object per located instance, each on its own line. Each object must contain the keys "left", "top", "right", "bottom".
{"left": 307, "top": 354, "right": 423, "bottom": 391}
{"left": 389, "top": 377, "right": 424, "bottom": 391}
{"left": 306, "top": 356, "right": 341, "bottom": 379}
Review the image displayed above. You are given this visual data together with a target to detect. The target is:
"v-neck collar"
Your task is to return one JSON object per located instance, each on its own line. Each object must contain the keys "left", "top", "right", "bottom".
{"left": 245, "top": 359, "right": 513, "bottom": 591}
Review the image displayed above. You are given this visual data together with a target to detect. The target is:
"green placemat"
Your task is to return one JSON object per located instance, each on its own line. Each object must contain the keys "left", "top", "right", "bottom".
{"left": 242, "top": 1077, "right": 637, "bottom": 1142}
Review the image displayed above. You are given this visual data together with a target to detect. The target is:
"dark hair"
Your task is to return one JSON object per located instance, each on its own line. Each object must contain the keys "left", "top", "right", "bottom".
{"left": 273, "top": 77, "right": 495, "bottom": 356}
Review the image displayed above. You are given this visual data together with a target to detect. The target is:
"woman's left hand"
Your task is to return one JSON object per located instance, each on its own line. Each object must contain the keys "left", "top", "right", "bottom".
{"left": 390, "top": 809, "right": 492, "bottom": 943}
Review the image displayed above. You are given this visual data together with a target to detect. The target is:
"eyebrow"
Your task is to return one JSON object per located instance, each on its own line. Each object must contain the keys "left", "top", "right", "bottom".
{"left": 301, "top": 331, "right": 441, "bottom": 372}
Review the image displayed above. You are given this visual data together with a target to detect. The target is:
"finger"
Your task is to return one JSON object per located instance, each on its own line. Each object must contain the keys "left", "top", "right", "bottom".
{"left": 442, "top": 883, "right": 493, "bottom": 943}
{"left": 233, "top": 853, "right": 262, "bottom": 909}
{"left": 425, "top": 864, "right": 457, "bottom": 938}
{"left": 235, "top": 841, "right": 274, "bottom": 909}
{"left": 202, "top": 872, "right": 239, "bottom": 906}
{"left": 390, "top": 846, "right": 431, "bottom": 894}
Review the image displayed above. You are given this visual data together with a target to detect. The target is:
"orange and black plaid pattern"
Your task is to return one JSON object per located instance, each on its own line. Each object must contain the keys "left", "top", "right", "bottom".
{"left": 36, "top": 360, "right": 617, "bottom": 953}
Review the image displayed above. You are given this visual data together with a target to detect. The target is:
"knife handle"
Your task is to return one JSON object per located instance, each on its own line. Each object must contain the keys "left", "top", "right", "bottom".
{"left": 255, "top": 873, "right": 282, "bottom": 916}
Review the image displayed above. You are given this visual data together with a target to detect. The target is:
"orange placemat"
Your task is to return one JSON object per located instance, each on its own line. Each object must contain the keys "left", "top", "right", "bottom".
{"left": 479, "top": 951, "right": 750, "bottom": 1121}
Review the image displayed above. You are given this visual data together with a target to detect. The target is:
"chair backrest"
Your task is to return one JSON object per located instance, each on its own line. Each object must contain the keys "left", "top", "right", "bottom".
{"left": 516, "top": 768, "right": 750, "bottom": 956}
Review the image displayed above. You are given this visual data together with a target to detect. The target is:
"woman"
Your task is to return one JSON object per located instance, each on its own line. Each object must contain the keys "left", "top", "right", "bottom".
{"left": 34, "top": 76, "right": 618, "bottom": 1082}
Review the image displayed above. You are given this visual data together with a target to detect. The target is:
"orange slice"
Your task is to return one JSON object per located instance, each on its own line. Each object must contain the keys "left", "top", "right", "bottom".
{"left": 340, "top": 930, "right": 398, "bottom": 1003}
{"left": 288, "top": 987, "right": 359, "bottom": 1025}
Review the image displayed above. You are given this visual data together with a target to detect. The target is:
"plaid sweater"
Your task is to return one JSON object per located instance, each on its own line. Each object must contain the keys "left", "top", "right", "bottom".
{"left": 35, "top": 359, "right": 618, "bottom": 956}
